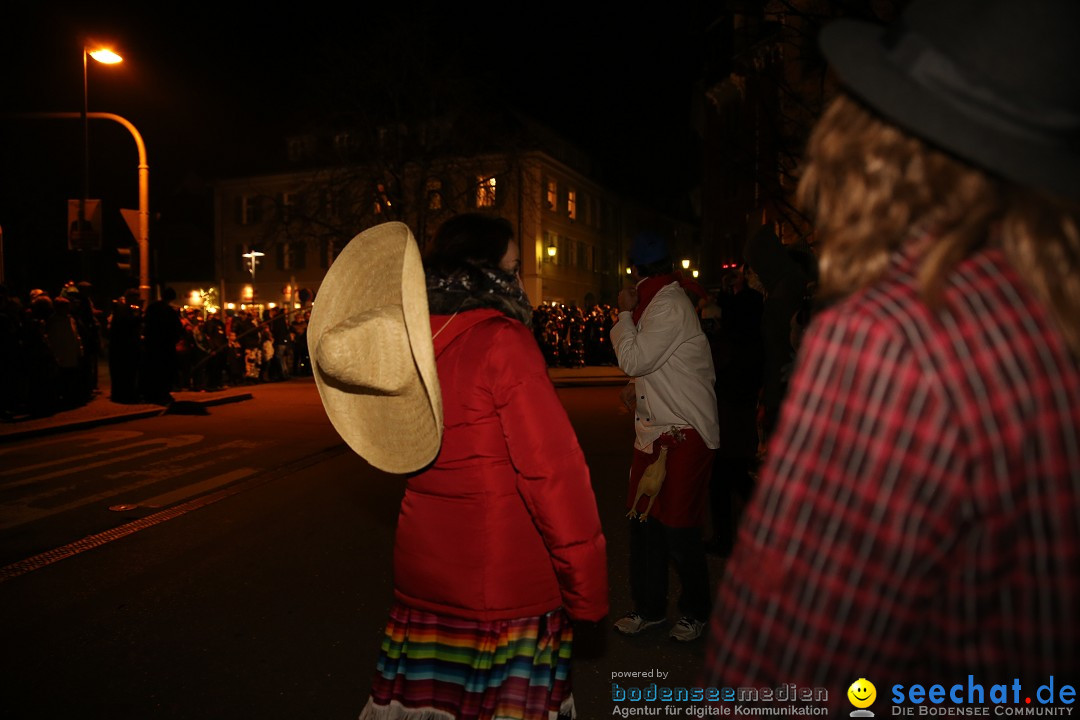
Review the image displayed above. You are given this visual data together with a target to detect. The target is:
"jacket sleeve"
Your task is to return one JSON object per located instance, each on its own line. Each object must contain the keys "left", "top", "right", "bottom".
{"left": 609, "top": 295, "right": 688, "bottom": 377}
{"left": 487, "top": 320, "right": 610, "bottom": 622}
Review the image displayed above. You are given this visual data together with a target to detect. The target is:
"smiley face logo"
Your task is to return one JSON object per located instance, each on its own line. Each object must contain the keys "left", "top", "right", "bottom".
{"left": 848, "top": 678, "right": 877, "bottom": 709}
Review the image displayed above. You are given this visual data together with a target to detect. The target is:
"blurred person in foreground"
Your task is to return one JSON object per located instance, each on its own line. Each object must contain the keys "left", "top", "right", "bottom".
{"left": 704, "top": 0, "right": 1080, "bottom": 707}
{"left": 308, "top": 216, "right": 607, "bottom": 720}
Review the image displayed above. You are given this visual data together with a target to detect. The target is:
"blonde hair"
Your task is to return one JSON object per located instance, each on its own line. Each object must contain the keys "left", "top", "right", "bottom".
{"left": 797, "top": 93, "right": 1080, "bottom": 357}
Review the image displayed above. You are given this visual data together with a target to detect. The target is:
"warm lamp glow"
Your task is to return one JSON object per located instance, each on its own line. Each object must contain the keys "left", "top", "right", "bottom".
{"left": 626, "top": 267, "right": 632, "bottom": 275}
{"left": 547, "top": 242, "right": 557, "bottom": 257}
{"left": 681, "top": 258, "right": 691, "bottom": 269}
{"left": 692, "top": 270, "right": 700, "bottom": 278}
{"left": 88, "top": 48, "right": 123, "bottom": 64}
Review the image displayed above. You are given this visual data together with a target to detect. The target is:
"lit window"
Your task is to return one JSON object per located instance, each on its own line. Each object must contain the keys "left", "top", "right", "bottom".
{"left": 476, "top": 176, "right": 496, "bottom": 208}
{"left": 426, "top": 177, "right": 443, "bottom": 211}
{"left": 374, "top": 183, "right": 392, "bottom": 215}
{"left": 567, "top": 189, "right": 577, "bottom": 219}
{"left": 546, "top": 180, "right": 557, "bottom": 211}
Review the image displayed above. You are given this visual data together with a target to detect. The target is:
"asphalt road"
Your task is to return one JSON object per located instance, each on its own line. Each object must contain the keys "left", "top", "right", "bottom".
{"left": 0, "top": 378, "right": 727, "bottom": 719}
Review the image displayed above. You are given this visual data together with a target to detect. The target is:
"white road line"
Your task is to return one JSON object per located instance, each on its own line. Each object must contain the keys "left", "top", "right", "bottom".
{"left": 0, "top": 429, "right": 144, "bottom": 457}
{"left": 135, "top": 468, "right": 258, "bottom": 509}
{"left": 0, "top": 434, "right": 204, "bottom": 489}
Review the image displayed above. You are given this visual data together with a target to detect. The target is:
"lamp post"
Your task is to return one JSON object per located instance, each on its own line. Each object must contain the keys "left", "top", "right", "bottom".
{"left": 242, "top": 250, "right": 265, "bottom": 278}
{"left": 80, "top": 44, "right": 122, "bottom": 245}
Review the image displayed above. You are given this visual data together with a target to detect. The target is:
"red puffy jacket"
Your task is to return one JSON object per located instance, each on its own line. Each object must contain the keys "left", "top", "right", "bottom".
{"left": 392, "top": 309, "right": 609, "bottom": 622}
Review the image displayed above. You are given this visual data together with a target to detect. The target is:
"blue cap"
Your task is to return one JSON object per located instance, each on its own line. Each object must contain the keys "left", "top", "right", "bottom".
{"left": 629, "top": 231, "right": 669, "bottom": 266}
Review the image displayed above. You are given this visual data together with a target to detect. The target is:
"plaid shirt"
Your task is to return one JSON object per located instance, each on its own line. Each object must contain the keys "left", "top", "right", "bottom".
{"left": 704, "top": 247, "right": 1080, "bottom": 709}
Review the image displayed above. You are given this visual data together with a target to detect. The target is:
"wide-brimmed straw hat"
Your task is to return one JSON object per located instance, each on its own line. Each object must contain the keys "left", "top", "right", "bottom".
{"left": 308, "top": 222, "right": 442, "bottom": 474}
{"left": 819, "top": 0, "right": 1080, "bottom": 200}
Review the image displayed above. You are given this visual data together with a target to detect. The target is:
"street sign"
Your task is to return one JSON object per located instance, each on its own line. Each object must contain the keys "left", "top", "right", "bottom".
{"left": 67, "top": 199, "right": 103, "bottom": 251}
{"left": 120, "top": 208, "right": 140, "bottom": 243}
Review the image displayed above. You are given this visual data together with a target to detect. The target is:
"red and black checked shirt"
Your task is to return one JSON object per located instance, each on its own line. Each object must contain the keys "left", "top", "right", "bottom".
{"left": 704, "top": 247, "right": 1080, "bottom": 708}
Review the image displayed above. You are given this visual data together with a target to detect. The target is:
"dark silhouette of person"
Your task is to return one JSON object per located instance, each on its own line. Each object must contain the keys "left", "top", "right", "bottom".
{"left": 743, "top": 226, "right": 817, "bottom": 445}
{"left": 108, "top": 290, "right": 143, "bottom": 404}
{"left": 140, "top": 286, "right": 184, "bottom": 405}
{"left": 705, "top": 269, "right": 765, "bottom": 557}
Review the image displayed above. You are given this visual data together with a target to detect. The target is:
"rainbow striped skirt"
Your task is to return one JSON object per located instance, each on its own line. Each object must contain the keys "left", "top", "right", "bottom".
{"left": 358, "top": 602, "right": 575, "bottom": 720}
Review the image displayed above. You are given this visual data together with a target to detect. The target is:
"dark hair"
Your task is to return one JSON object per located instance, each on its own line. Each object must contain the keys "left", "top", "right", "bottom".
{"left": 425, "top": 213, "right": 514, "bottom": 273}
{"left": 635, "top": 257, "right": 674, "bottom": 278}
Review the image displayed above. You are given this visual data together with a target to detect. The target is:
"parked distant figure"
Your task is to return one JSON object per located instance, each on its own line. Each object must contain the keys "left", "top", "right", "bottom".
{"left": 704, "top": 0, "right": 1080, "bottom": 707}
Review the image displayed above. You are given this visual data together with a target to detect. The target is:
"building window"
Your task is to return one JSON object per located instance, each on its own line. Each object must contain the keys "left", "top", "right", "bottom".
{"left": 567, "top": 189, "right": 577, "bottom": 220}
{"left": 374, "top": 182, "right": 393, "bottom": 215}
{"left": 237, "top": 194, "right": 262, "bottom": 225}
{"left": 321, "top": 237, "right": 348, "bottom": 268}
{"left": 321, "top": 189, "right": 337, "bottom": 219}
{"left": 280, "top": 191, "right": 297, "bottom": 223}
{"left": 277, "top": 241, "right": 307, "bottom": 270}
{"left": 476, "top": 176, "right": 496, "bottom": 208}
{"left": 334, "top": 132, "right": 352, "bottom": 155}
{"left": 546, "top": 180, "right": 557, "bottom": 212}
{"left": 426, "top": 177, "right": 443, "bottom": 211}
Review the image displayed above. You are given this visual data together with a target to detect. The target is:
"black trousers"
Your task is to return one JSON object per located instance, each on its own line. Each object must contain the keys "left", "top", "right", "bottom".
{"left": 628, "top": 515, "right": 711, "bottom": 622}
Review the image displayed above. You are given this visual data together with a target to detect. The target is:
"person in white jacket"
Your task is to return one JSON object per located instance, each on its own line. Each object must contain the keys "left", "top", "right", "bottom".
{"left": 610, "top": 230, "right": 720, "bottom": 642}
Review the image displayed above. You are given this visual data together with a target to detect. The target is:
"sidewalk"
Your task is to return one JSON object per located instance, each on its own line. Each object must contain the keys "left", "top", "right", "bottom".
{"left": 0, "top": 364, "right": 628, "bottom": 443}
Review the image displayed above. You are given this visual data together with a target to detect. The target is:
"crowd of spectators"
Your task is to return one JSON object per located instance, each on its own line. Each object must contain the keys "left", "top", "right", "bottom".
{"left": 0, "top": 281, "right": 314, "bottom": 420}
{"left": 2, "top": 278, "right": 799, "bottom": 423}
{"left": 531, "top": 302, "right": 619, "bottom": 368}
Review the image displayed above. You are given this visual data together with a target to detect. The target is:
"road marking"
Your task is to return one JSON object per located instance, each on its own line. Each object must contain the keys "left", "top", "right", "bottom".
{"left": 0, "top": 429, "right": 143, "bottom": 457}
{"left": 0, "top": 443, "right": 347, "bottom": 583}
{"left": 0, "top": 434, "right": 204, "bottom": 489}
{"left": 135, "top": 467, "right": 257, "bottom": 508}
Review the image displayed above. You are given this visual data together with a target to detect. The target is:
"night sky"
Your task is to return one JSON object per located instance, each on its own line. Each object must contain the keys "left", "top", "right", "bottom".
{"left": 1, "top": 2, "right": 711, "bottom": 298}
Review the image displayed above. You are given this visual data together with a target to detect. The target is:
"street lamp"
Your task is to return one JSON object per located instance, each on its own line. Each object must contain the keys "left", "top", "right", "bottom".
{"left": 681, "top": 258, "right": 691, "bottom": 269}
{"left": 80, "top": 44, "right": 122, "bottom": 245}
{"left": 242, "top": 249, "right": 265, "bottom": 279}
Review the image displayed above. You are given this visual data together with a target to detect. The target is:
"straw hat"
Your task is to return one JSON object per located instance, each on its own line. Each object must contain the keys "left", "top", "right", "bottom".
{"left": 308, "top": 222, "right": 442, "bottom": 474}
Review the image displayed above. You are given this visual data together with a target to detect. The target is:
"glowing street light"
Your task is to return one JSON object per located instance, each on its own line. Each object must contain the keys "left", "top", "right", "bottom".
{"left": 79, "top": 43, "right": 123, "bottom": 247}
{"left": 681, "top": 258, "right": 691, "bottom": 269}
{"left": 242, "top": 249, "right": 265, "bottom": 279}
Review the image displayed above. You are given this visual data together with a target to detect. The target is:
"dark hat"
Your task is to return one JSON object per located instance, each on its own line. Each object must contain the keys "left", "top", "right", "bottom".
{"left": 630, "top": 231, "right": 670, "bottom": 266}
{"left": 819, "top": 0, "right": 1080, "bottom": 199}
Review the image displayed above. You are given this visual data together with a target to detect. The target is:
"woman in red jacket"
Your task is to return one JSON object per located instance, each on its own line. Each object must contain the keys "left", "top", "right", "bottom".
{"left": 359, "top": 213, "right": 609, "bottom": 720}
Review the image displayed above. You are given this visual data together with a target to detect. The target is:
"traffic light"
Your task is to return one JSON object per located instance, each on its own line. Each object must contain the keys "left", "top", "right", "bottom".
{"left": 116, "top": 246, "right": 135, "bottom": 273}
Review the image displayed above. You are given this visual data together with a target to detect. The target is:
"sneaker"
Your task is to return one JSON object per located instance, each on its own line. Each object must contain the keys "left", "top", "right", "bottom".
{"left": 668, "top": 617, "right": 706, "bottom": 642}
{"left": 614, "top": 611, "right": 666, "bottom": 636}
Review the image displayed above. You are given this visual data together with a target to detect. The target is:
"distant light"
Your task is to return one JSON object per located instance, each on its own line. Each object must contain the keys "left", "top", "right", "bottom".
{"left": 692, "top": 270, "right": 699, "bottom": 278}
{"left": 681, "top": 259, "right": 691, "bottom": 269}
{"left": 88, "top": 48, "right": 123, "bottom": 64}
{"left": 626, "top": 267, "right": 632, "bottom": 275}
{"left": 294, "top": 303, "right": 301, "bottom": 309}
{"left": 268, "top": 302, "right": 276, "bottom": 308}
{"left": 226, "top": 302, "right": 236, "bottom": 310}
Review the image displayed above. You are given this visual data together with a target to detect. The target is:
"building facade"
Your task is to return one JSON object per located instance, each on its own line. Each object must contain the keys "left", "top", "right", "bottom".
{"left": 213, "top": 145, "right": 698, "bottom": 314}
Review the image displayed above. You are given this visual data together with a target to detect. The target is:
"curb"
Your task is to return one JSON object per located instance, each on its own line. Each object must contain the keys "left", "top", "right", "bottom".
{"left": 0, "top": 392, "right": 254, "bottom": 444}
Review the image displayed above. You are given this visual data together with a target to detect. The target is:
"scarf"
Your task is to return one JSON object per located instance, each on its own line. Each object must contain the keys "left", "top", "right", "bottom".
{"left": 425, "top": 263, "right": 533, "bottom": 328}
{"left": 632, "top": 271, "right": 709, "bottom": 325}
